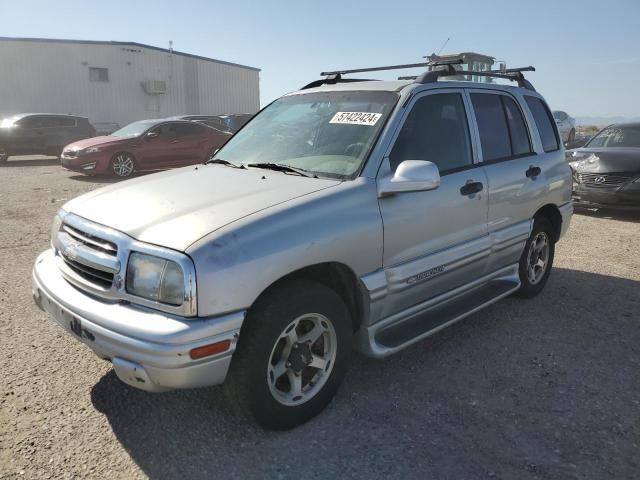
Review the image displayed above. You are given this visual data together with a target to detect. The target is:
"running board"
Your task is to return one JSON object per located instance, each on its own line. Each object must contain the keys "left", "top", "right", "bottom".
{"left": 371, "top": 279, "right": 520, "bottom": 355}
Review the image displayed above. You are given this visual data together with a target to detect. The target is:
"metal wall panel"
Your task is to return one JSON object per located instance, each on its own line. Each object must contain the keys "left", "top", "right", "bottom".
{"left": 0, "top": 39, "right": 260, "bottom": 126}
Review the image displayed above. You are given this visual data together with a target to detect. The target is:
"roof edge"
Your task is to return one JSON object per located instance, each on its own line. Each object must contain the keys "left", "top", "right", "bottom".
{"left": 0, "top": 36, "right": 261, "bottom": 72}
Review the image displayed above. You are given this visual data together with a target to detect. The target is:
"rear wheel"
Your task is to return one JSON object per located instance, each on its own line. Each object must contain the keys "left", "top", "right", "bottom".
{"left": 110, "top": 152, "right": 136, "bottom": 178}
{"left": 515, "top": 217, "right": 555, "bottom": 298}
{"left": 224, "top": 279, "right": 352, "bottom": 429}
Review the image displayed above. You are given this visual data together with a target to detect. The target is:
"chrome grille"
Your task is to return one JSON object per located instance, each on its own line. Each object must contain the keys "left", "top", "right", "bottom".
{"left": 576, "top": 172, "right": 635, "bottom": 188}
{"left": 57, "top": 222, "right": 119, "bottom": 289}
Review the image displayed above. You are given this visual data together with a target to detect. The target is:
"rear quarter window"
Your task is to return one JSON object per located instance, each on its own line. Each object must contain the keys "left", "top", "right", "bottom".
{"left": 525, "top": 96, "right": 560, "bottom": 152}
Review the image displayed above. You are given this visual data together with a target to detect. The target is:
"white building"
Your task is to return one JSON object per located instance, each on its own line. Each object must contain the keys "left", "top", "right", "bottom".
{"left": 0, "top": 37, "right": 260, "bottom": 127}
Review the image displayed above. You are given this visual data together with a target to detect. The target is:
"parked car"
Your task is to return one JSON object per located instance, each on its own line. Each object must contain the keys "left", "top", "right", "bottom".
{"left": 552, "top": 110, "right": 576, "bottom": 144}
{"left": 32, "top": 61, "right": 572, "bottom": 429}
{"left": 567, "top": 122, "right": 640, "bottom": 207}
{"left": 174, "top": 114, "right": 254, "bottom": 133}
{"left": 60, "top": 119, "right": 231, "bottom": 177}
{"left": 0, "top": 113, "right": 95, "bottom": 162}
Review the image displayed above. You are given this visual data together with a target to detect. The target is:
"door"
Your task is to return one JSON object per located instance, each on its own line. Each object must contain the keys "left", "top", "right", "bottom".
{"left": 11, "top": 115, "right": 48, "bottom": 154}
{"left": 139, "top": 122, "right": 188, "bottom": 169}
{"left": 165, "top": 122, "right": 208, "bottom": 166}
{"left": 377, "top": 90, "right": 490, "bottom": 317}
{"left": 467, "top": 90, "right": 546, "bottom": 272}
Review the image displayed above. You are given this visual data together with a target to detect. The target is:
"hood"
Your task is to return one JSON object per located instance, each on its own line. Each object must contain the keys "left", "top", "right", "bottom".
{"left": 63, "top": 164, "right": 340, "bottom": 251}
{"left": 567, "top": 147, "right": 640, "bottom": 174}
{"left": 66, "top": 135, "right": 131, "bottom": 150}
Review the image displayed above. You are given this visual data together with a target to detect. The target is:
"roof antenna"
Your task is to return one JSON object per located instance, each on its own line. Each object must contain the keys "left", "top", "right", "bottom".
{"left": 424, "top": 37, "right": 450, "bottom": 62}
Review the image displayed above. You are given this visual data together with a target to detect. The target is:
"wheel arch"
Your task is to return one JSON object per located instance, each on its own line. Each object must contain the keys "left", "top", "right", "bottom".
{"left": 534, "top": 204, "right": 562, "bottom": 242}
{"left": 250, "top": 262, "right": 369, "bottom": 333}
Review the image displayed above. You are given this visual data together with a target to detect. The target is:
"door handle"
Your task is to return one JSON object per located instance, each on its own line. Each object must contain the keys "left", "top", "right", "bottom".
{"left": 460, "top": 181, "right": 483, "bottom": 196}
{"left": 526, "top": 165, "right": 541, "bottom": 178}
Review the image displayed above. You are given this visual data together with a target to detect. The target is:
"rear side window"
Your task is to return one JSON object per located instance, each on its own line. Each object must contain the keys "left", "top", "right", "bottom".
{"left": 525, "top": 96, "right": 560, "bottom": 152}
{"left": 470, "top": 94, "right": 511, "bottom": 161}
{"left": 390, "top": 93, "right": 472, "bottom": 173}
{"left": 174, "top": 123, "right": 201, "bottom": 136}
{"left": 502, "top": 97, "right": 532, "bottom": 156}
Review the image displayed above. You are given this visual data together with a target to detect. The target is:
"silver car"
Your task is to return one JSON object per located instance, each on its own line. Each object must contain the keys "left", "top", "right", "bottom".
{"left": 552, "top": 110, "right": 576, "bottom": 144}
{"left": 32, "top": 62, "right": 572, "bottom": 429}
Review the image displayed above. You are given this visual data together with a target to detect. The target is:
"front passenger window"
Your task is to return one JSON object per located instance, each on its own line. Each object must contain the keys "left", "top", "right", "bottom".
{"left": 389, "top": 93, "right": 472, "bottom": 173}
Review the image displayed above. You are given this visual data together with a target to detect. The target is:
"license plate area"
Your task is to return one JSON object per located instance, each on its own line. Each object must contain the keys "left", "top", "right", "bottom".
{"left": 42, "top": 295, "right": 92, "bottom": 341}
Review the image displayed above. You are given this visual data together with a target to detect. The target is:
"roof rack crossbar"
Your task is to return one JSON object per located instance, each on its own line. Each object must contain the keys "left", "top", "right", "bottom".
{"left": 320, "top": 58, "right": 462, "bottom": 77}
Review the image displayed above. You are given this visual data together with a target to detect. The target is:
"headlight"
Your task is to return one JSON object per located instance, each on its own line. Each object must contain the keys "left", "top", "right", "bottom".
{"left": 50, "top": 209, "right": 66, "bottom": 251}
{"left": 126, "top": 252, "right": 185, "bottom": 306}
{"left": 83, "top": 147, "right": 100, "bottom": 154}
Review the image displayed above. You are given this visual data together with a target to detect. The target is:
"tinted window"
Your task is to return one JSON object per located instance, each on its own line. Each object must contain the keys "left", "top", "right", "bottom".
{"left": 471, "top": 93, "right": 511, "bottom": 161}
{"left": 390, "top": 93, "right": 472, "bottom": 173}
{"left": 503, "top": 97, "right": 532, "bottom": 156}
{"left": 44, "top": 116, "right": 76, "bottom": 127}
{"left": 525, "top": 97, "right": 559, "bottom": 152}
{"left": 174, "top": 123, "right": 201, "bottom": 136}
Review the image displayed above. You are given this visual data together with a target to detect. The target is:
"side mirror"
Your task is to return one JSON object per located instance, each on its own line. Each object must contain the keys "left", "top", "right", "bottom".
{"left": 146, "top": 131, "right": 159, "bottom": 139}
{"left": 378, "top": 160, "right": 440, "bottom": 197}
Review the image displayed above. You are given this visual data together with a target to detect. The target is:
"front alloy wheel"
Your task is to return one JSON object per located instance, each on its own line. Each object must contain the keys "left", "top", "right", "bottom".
{"left": 526, "top": 232, "right": 550, "bottom": 285}
{"left": 267, "top": 313, "right": 337, "bottom": 406}
{"left": 111, "top": 153, "right": 135, "bottom": 178}
{"left": 515, "top": 216, "right": 555, "bottom": 298}
{"left": 224, "top": 279, "right": 352, "bottom": 429}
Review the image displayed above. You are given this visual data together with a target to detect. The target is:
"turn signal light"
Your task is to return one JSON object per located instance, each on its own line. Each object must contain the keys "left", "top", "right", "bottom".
{"left": 189, "top": 340, "right": 231, "bottom": 360}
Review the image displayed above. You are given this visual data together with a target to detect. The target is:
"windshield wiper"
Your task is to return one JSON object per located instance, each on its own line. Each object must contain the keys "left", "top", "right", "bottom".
{"left": 247, "top": 163, "right": 317, "bottom": 178}
{"left": 205, "top": 158, "right": 245, "bottom": 169}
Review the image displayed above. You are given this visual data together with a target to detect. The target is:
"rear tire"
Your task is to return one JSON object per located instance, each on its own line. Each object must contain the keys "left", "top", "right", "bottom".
{"left": 223, "top": 279, "right": 352, "bottom": 429}
{"left": 514, "top": 216, "right": 555, "bottom": 298}
{"left": 110, "top": 152, "right": 136, "bottom": 178}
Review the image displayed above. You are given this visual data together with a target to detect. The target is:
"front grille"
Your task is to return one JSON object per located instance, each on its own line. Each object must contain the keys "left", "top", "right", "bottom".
{"left": 58, "top": 222, "right": 119, "bottom": 289}
{"left": 575, "top": 172, "right": 635, "bottom": 188}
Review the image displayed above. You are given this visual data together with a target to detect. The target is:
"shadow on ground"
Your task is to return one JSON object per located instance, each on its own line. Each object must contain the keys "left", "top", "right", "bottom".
{"left": 91, "top": 268, "right": 640, "bottom": 479}
{"left": 574, "top": 205, "right": 640, "bottom": 224}
{"left": 69, "top": 171, "right": 152, "bottom": 184}
{"left": 0, "top": 157, "right": 60, "bottom": 167}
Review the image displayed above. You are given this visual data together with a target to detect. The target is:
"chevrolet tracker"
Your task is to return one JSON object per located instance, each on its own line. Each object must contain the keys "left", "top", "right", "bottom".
{"left": 32, "top": 59, "right": 573, "bottom": 429}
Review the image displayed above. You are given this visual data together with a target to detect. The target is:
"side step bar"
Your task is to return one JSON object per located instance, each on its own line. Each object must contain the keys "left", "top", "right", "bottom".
{"left": 358, "top": 273, "right": 520, "bottom": 358}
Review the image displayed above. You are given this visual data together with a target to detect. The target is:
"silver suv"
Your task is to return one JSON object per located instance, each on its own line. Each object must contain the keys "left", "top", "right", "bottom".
{"left": 32, "top": 61, "right": 573, "bottom": 429}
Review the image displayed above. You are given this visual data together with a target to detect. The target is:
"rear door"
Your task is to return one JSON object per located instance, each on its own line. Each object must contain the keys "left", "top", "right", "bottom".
{"left": 11, "top": 116, "right": 48, "bottom": 154}
{"left": 377, "top": 89, "right": 490, "bottom": 317}
{"left": 467, "top": 89, "right": 546, "bottom": 272}
{"left": 165, "top": 122, "right": 209, "bottom": 166}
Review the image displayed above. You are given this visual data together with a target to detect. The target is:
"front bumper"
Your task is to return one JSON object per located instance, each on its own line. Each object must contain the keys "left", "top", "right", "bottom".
{"left": 573, "top": 184, "right": 640, "bottom": 207}
{"left": 60, "top": 153, "right": 110, "bottom": 174}
{"left": 32, "top": 249, "right": 245, "bottom": 392}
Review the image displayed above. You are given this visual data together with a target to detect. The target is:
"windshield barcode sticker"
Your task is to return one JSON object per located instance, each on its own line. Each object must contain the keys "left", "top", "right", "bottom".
{"left": 330, "top": 112, "right": 382, "bottom": 126}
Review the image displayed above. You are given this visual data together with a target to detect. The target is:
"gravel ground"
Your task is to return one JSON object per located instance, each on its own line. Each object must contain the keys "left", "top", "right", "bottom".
{"left": 1, "top": 157, "right": 639, "bottom": 480}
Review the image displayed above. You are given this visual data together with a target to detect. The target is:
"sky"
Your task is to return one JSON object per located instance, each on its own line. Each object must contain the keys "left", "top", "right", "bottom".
{"left": 2, "top": 0, "right": 639, "bottom": 119}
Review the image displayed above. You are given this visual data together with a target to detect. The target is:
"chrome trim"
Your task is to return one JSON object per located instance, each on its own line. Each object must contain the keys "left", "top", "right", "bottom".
{"left": 54, "top": 213, "right": 198, "bottom": 317}
{"left": 62, "top": 224, "right": 117, "bottom": 253}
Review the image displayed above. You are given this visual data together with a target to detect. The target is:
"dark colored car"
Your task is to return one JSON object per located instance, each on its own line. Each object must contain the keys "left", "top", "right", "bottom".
{"left": 567, "top": 122, "right": 640, "bottom": 207}
{"left": 0, "top": 114, "right": 95, "bottom": 162}
{"left": 60, "top": 119, "right": 231, "bottom": 178}
{"left": 173, "top": 114, "right": 253, "bottom": 133}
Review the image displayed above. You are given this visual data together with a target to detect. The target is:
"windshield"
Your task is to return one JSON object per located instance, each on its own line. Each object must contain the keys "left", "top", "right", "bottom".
{"left": 111, "top": 120, "right": 159, "bottom": 137}
{"left": 212, "top": 90, "right": 398, "bottom": 178}
{"left": 586, "top": 125, "right": 640, "bottom": 148}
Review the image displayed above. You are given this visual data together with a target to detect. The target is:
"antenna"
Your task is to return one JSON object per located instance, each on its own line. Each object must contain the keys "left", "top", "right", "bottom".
{"left": 436, "top": 37, "right": 450, "bottom": 56}
{"left": 422, "top": 37, "right": 450, "bottom": 63}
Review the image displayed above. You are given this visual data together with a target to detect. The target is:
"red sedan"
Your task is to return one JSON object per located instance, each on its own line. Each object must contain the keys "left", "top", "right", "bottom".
{"left": 61, "top": 119, "right": 231, "bottom": 178}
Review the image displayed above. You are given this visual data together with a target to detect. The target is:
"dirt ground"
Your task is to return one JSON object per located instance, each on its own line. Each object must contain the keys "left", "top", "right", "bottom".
{"left": 1, "top": 157, "right": 639, "bottom": 480}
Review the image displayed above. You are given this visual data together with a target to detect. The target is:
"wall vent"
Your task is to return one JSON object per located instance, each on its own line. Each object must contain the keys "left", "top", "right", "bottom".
{"left": 142, "top": 80, "right": 167, "bottom": 95}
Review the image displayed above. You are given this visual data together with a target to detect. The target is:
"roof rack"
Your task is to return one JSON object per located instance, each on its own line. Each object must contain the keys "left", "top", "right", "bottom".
{"left": 302, "top": 59, "right": 536, "bottom": 91}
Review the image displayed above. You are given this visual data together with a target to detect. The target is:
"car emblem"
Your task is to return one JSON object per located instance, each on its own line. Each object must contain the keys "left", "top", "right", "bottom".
{"left": 594, "top": 176, "right": 606, "bottom": 184}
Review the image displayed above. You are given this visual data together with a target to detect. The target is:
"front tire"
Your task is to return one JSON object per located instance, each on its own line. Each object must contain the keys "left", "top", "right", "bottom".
{"left": 110, "top": 152, "right": 136, "bottom": 178}
{"left": 224, "top": 279, "right": 352, "bottom": 429}
{"left": 514, "top": 217, "right": 555, "bottom": 298}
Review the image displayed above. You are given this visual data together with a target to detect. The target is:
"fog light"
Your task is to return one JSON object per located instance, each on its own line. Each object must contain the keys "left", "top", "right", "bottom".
{"left": 189, "top": 340, "right": 231, "bottom": 359}
{"left": 81, "top": 162, "right": 97, "bottom": 170}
